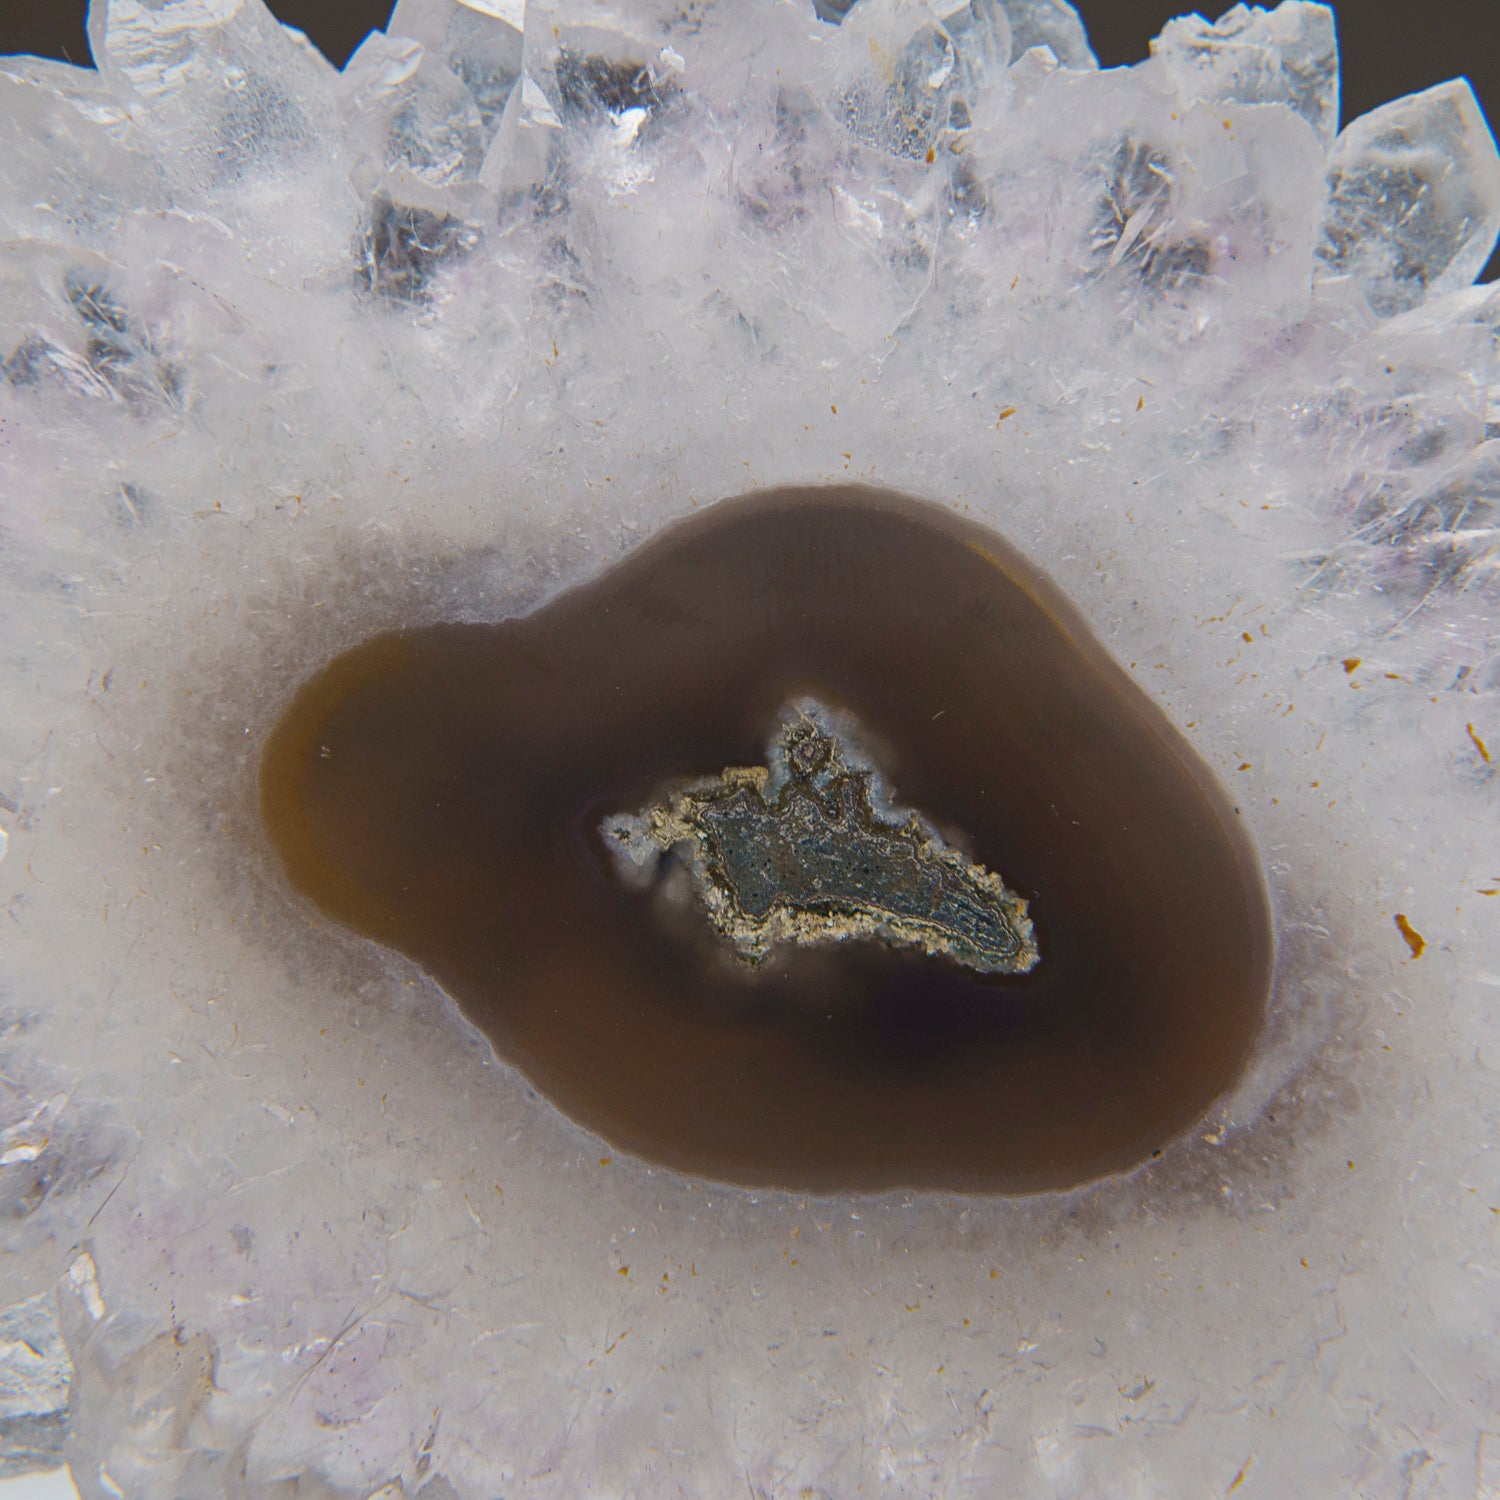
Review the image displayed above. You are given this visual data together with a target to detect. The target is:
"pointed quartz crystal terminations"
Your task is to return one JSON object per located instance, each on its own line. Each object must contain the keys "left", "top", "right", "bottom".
{"left": 1318, "top": 78, "right": 1500, "bottom": 317}
{"left": 1151, "top": 1, "right": 1338, "bottom": 146}
{"left": 340, "top": 30, "right": 488, "bottom": 188}
{"left": 87, "top": 0, "right": 341, "bottom": 181}
{"left": 992, "top": 0, "right": 1095, "bottom": 69}
{"left": 602, "top": 700, "right": 1039, "bottom": 975}
{"left": 83, "top": 0, "right": 354, "bottom": 273}
{"left": 386, "top": 0, "right": 523, "bottom": 133}
{"left": 829, "top": 0, "right": 1013, "bottom": 158}
{"left": 0, "top": 58, "right": 150, "bottom": 247}
{"left": 821, "top": 0, "right": 1095, "bottom": 73}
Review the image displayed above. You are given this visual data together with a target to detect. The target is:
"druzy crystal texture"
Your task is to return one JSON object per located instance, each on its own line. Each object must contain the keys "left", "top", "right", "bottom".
{"left": 602, "top": 700, "right": 1040, "bottom": 976}
{"left": 1, "top": 0, "right": 1499, "bottom": 1495}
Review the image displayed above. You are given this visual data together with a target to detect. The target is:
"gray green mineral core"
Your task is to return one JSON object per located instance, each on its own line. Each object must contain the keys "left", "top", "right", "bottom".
{"left": 601, "top": 703, "right": 1038, "bottom": 976}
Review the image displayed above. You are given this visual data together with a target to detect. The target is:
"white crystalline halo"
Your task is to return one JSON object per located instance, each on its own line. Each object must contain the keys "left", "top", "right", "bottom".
{"left": 1, "top": 1, "right": 1498, "bottom": 1496}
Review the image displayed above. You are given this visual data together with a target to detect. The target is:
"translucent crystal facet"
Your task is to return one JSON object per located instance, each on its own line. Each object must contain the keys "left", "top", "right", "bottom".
{"left": 1318, "top": 78, "right": 1500, "bottom": 316}
{"left": 1152, "top": 1, "right": 1338, "bottom": 145}
{"left": 993, "top": 0, "right": 1094, "bottom": 69}
{"left": 387, "top": 0, "right": 522, "bottom": 135}
{"left": 832, "top": 0, "right": 1012, "bottom": 158}
{"left": 0, "top": 1295, "right": 71, "bottom": 1478}
{"left": 0, "top": 58, "right": 157, "bottom": 247}
{"left": 341, "top": 30, "right": 487, "bottom": 187}
{"left": 83, "top": 0, "right": 354, "bottom": 272}
{"left": 88, "top": 0, "right": 340, "bottom": 178}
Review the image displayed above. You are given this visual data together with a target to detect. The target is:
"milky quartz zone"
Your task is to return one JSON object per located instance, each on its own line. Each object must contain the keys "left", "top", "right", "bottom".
{"left": 0, "top": 0, "right": 1498, "bottom": 1497}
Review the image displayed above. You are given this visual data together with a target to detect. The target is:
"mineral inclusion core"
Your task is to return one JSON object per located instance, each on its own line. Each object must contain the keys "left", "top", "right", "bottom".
{"left": 603, "top": 704, "right": 1038, "bottom": 974}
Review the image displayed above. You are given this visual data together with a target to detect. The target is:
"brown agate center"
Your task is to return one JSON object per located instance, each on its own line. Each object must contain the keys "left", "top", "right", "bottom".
{"left": 259, "top": 486, "right": 1272, "bottom": 1193}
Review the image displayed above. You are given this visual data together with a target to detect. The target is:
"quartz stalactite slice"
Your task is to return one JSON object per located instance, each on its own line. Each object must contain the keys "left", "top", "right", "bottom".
{"left": 0, "top": 0, "right": 1495, "bottom": 1483}
{"left": 604, "top": 702, "right": 1038, "bottom": 975}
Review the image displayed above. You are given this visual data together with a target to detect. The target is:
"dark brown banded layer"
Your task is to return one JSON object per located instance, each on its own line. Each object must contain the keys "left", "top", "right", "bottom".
{"left": 260, "top": 486, "right": 1272, "bottom": 1193}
